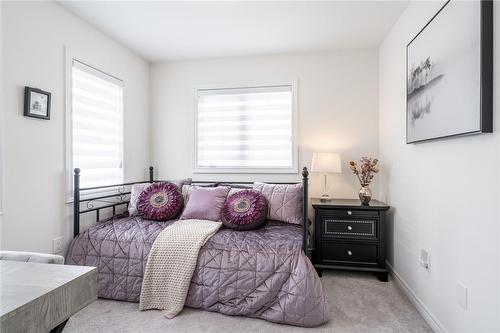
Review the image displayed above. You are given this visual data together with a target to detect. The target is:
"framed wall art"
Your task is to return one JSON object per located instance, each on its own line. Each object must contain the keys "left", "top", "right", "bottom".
{"left": 24, "top": 86, "right": 51, "bottom": 120}
{"left": 406, "top": 0, "right": 493, "bottom": 144}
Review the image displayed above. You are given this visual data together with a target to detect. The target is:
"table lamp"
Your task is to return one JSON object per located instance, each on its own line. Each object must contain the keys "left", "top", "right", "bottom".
{"left": 311, "top": 152, "right": 342, "bottom": 199}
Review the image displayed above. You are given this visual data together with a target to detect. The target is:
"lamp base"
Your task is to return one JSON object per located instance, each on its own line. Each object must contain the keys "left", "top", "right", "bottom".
{"left": 320, "top": 194, "right": 332, "bottom": 202}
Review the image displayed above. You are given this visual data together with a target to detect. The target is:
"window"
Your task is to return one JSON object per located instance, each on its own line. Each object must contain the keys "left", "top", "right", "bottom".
{"left": 70, "top": 60, "right": 124, "bottom": 189}
{"left": 195, "top": 84, "right": 297, "bottom": 173}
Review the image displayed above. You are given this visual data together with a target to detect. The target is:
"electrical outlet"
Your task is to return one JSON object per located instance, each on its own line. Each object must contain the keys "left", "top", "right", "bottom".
{"left": 52, "top": 237, "right": 62, "bottom": 254}
{"left": 419, "top": 249, "right": 430, "bottom": 271}
{"left": 457, "top": 282, "right": 468, "bottom": 310}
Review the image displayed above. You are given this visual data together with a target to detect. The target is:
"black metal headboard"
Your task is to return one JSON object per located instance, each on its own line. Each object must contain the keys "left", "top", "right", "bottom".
{"left": 73, "top": 166, "right": 311, "bottom": 257}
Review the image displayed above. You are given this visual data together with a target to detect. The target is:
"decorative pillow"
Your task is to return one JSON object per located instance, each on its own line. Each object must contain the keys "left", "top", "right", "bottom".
{"left": 180, "top": 186, "right": 230, "bottom": 221}
{"left": 181, "top": 183, "right": 221, "bottom": 204}
{"left": 252, "top": 182, "right": 303, "bottom": 225}
{"left": 222, "top": 190, "right": 269, "bottom": 231}
{"left": 137, "top": 182, "right": 184, "bottom": 221}
{"left": 128, "top": 178, "right": 191, "bottom": 216}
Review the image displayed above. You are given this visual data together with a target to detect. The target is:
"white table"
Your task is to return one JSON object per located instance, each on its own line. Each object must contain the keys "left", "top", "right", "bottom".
{"left": 0, "top": 261, "right": 97, "bottom": 333}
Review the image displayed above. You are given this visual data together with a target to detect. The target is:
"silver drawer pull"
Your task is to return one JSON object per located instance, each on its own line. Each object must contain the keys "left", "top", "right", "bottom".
{"left": 347, "top": 226, "right": 353, "bottom": 231}
{"left": 347, "top": 250, "right": 352, "bottom": 256}
{"left": 347, "top": 210, "right": 352, "bottom": 215}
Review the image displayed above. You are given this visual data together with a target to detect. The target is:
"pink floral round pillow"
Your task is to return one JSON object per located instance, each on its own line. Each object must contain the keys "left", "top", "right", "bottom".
{"left": 137, "top": 182, "right": 183, "bottom": 221}
{"left": 222, "top": 190, "right": 268, "bottom": 231}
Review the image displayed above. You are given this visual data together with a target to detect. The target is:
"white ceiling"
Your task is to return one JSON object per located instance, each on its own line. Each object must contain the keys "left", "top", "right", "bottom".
{"left": 59, "top": 1, "right": 408, "bottom": 62}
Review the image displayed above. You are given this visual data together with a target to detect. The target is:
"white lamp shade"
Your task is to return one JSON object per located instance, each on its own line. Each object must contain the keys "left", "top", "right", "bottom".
{"left": 311, "top": 152, "right": 342, "bottom": 173}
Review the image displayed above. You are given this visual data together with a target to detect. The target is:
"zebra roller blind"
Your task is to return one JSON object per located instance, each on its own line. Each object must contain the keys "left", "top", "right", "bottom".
{"left": 71, "top": 60, "right": 124, "bottom": 188}
{"left": 196, "top": 85, "right": 296, "bottom": 172}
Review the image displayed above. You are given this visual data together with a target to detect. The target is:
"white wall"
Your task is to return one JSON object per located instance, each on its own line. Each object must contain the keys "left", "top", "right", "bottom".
{"left": 379, "top": 1, "right": 500, "bottom": 332}
{"left": 0, "top": 2, "right": 4, "bottom": 241}
{"left": 150, "top": 50, "right": 380, "bottom": 199}
{"left": 1, "top": 1, "right": 150, "bottom": 254}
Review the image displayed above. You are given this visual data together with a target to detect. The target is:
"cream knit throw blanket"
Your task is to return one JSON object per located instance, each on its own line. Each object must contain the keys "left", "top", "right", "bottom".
{"left": 139, "top": 219, "right": 222, "bottom": 318}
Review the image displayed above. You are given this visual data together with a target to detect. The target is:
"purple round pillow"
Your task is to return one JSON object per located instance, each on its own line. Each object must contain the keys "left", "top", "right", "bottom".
{"left": 137, "top": 182, "right": 183, "bottom": 221}
{"left": 222, "top": 190, "right": 268, "bottom": 231}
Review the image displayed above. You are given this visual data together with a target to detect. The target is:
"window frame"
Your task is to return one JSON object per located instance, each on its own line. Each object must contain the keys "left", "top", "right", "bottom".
{"left": 65, "top": 47, "right": 125, "bottom": 202}
{"left": 193, "top": 80, "right": 298, "bottom": 174}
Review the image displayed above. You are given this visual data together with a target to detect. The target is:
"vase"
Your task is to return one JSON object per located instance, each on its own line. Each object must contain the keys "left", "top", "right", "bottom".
{"left": 358, "top": 183, "right": 372, "bottom": 205}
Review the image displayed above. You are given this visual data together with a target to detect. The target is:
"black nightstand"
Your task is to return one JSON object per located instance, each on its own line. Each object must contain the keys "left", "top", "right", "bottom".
{"left": 312, "top": 199, "right": 390, "bottom": 282}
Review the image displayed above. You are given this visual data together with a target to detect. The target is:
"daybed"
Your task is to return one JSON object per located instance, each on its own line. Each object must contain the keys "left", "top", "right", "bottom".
{"left": 66, "top": 167, "right": 328, "bottom": 327}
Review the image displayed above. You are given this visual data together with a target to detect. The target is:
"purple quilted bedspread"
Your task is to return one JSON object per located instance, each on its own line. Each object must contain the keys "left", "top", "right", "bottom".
{"left": 66, "top": 214, "right": 328, "bottom": 327}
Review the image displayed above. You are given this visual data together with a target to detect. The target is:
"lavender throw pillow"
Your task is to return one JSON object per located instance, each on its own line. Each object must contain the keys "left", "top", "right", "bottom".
{"left": 137, "top": 182, "right": 184, "bottom": 221}
{"left": 222, "top": 190, "right": 268, "bottom": 231}
{"left": 252, "top": 182, "right": 303, "bottom": 225}
{"left": 180, "top": 186, "right": 230, "bottom": 221}
{"left": 181, "top": 183, "right": 220, "bottom": 204}
{"left": 128, "top": 178, "right": 191, "bottom": 216}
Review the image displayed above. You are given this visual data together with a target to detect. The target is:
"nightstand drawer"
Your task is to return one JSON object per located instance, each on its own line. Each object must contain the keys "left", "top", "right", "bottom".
{"left": 320, "top": 242, "right": 378, "bottom": 264}
{"left": 317, "top": 208, "right": 379, "bottom": 219}
{"left": 323, "top": 218, "right": 377, "bottom": 239}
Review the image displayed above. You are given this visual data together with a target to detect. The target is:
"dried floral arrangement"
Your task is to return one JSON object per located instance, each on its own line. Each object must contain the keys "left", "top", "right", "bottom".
{"left": 349, "top": 157, "right": 379, "bottom": 185}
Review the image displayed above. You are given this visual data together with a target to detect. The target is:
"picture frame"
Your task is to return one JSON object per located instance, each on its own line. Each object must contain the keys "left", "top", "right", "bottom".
{"left": 24, "top": 86, "right": 51, "bottom": 120}
{"left": 406, "top": 0, "right": 493, "bottom": 144}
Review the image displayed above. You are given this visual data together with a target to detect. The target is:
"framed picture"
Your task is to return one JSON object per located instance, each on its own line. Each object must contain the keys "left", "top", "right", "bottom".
{"left": 406, "top": 0, "right": 493, "bottom": 144}
{"left": 24, "top": 86, "right": 51, "bottom": 120}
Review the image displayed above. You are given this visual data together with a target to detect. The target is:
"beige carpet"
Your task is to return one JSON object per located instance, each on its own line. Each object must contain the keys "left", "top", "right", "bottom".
{"left": 64, "top": 270, "right": 432, "bottom": 333}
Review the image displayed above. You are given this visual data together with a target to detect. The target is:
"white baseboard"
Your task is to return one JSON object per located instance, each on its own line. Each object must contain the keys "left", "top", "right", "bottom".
{"left": 387, "top": 261, "right": 448, "bottom": 333}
